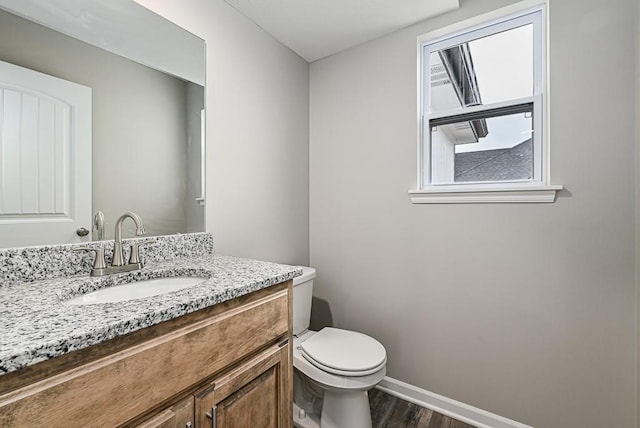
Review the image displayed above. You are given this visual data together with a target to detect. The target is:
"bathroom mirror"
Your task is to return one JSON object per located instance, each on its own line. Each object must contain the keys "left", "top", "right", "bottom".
{"left": 0, "top": 0, "right": 205, "bottom": 247}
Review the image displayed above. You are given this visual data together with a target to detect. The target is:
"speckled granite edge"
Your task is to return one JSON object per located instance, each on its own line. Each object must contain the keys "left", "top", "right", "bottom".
{"left": 0, "top": 232, "right": 214, "bottom": 285}
{"left": 0, "top": 254, "right": 302, "bottom": 375}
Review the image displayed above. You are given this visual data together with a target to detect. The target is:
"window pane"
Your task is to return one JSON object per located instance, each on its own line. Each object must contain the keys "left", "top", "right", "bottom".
{"left": 428, "top": 24, "right": 533, "bottom": 113}
{"left": 430, "top": 110, "right": 533, "bottom": 184}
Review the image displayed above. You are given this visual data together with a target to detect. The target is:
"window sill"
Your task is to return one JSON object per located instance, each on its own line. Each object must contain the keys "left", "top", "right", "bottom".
{"left": 409, "top": 185, "right": 563, "bottom": 204}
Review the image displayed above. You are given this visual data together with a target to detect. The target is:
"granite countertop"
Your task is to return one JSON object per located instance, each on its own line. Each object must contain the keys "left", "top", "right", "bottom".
{"left": 0, "top": 253, "right": 302, "bottom": 376}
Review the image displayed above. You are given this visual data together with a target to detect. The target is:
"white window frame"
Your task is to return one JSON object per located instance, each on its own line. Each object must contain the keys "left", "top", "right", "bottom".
{"left": 410, "top": 0, "right": 562, "bottom": 204}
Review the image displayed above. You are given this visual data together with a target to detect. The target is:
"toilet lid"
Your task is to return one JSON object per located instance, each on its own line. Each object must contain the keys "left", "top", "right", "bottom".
{"left": 300, "top": 328, "right": 386, "bottom": 375}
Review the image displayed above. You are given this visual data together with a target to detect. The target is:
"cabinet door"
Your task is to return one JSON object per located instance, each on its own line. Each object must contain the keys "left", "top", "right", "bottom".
{"left": 195, "top": 341, "right": 292, "bottom": 428}
{"left": 135, "top": 396, "right": 194, "bottom": 428}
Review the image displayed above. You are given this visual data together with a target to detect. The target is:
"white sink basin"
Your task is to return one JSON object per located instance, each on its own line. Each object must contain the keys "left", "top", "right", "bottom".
{"left": 66, "top": 276, "right": 207, "bottom": 305}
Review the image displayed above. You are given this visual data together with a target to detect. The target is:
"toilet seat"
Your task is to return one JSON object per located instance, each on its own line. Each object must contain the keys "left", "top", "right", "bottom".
{"left": 300, "top": 328, "right": 387, "bottom": 377}
{"left": 293, "top": 332, "right": 386, "bottom": 391}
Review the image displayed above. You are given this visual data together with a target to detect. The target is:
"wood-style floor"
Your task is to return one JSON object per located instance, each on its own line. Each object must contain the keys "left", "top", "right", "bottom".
{"left": 369, "top": 389, "right": 476, "bottom": 428}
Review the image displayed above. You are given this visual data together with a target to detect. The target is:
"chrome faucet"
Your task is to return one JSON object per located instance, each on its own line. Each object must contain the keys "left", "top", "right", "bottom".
{"left": 112, "top": 211, "right": 146, "bottom": 267}
{"left": 75, "top": 211, "right": 151, "bottom": 277}
{"left": 93, "top": 210, "right": 105, "bottom": 241}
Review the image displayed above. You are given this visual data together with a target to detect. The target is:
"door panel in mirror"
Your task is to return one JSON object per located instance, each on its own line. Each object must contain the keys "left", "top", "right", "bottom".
{"left": 0, "top": 59, "right": 91, "bottom": 247}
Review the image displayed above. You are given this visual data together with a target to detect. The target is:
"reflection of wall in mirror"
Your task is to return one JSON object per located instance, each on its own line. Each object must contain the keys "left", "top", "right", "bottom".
{"left": 186, "top": 83, "right": 205, "bottom": 233}
{"left": 0, "top": 8, "right": 205, "bottom": 240}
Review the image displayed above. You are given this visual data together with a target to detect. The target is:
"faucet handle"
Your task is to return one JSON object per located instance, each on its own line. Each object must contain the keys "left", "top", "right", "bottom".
{"left": 128, "top": 239, "right": 157, "bottom": 265}
{"left": 73, "top": 245, "right": 107, "bottom": 270}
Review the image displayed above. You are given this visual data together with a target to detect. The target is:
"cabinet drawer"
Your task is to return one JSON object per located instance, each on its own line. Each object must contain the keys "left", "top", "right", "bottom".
{"left": 0, "top": 288, "right": 289, "bottom": 427}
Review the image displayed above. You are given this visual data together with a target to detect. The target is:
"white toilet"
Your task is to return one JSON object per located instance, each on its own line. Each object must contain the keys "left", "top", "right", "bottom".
{"left": 292, "top": 266, "right": 386, "bottom": 428}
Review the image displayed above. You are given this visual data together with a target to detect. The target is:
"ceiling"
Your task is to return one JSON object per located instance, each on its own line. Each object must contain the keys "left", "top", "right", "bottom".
{"left": 224, "top": 0, "right": 460, "bottom": 62}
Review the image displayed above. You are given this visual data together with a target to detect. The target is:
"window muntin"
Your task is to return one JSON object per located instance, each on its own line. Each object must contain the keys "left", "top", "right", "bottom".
{"left": 421, "top": 9, "right": 544, "bottom": 189}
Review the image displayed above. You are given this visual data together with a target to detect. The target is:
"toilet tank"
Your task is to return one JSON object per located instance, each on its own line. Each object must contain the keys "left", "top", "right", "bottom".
{"left": 292, "top": 266, "right": 316, "bottom": 336}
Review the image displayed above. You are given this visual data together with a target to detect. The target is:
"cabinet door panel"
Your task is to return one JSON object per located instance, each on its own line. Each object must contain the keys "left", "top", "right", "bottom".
{"left": 134, "top": 396, "right": 194, "bottom": 428}
{"left": 195, "top": 342, "right": 291, "bottom": 428}
{"left": 135, "top": 410, "right": 175, "bottom": 428}
{"left": 173, "top": 396, "right": 195, "bottom": 427}
{"left": 217, "top": 366, "right": 278, "bottom": 427}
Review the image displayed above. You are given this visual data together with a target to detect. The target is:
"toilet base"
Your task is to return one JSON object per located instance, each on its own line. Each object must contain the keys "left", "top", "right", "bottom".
{"left": 293, "top": 390, "right": 372, "bottom": 428}
{"left": 322, "top": 388, "right": 372, "bottom": 428}
{"left": 293, "top": 402, "right": 320, "bottom": 428}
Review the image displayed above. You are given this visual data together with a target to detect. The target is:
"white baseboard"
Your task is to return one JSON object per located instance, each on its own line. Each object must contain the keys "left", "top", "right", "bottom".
{"left": 376, "top": 377, "right": 533, "bottom": 428}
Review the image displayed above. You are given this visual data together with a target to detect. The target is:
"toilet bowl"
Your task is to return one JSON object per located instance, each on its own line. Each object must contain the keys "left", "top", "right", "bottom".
{"left": 292, "top": 267, "right": 386, "bottom": 428}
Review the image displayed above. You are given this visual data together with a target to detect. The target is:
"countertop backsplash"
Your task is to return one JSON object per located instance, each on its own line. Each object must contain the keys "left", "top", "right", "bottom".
{"left": 0, "top": 232, "right": 214, "bottom": 285}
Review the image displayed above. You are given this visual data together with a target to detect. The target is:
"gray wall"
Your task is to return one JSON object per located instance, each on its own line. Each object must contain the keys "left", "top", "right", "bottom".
{"left": 136, "top": 0, "right": 310, "bottom": 266}
{"left": 0, "top": 9, "right": 193, "bottom": 239}
{"left": 309, "top": 0, "right": 637, "bottom": 427}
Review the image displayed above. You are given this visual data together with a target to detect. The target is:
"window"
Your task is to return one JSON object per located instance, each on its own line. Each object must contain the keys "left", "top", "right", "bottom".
{"left": 411, "top": 3, "right": 561, "bottom": 203}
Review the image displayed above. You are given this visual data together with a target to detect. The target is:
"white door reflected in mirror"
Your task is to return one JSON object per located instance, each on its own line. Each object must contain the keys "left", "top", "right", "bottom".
{"left": 0, "top": 59, "right": 91, "bottom": 247}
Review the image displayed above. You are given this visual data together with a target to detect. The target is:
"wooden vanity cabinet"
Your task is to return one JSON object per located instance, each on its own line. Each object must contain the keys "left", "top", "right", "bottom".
{"left": 0, "top": 281, "right": 293, "bottom": 428}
